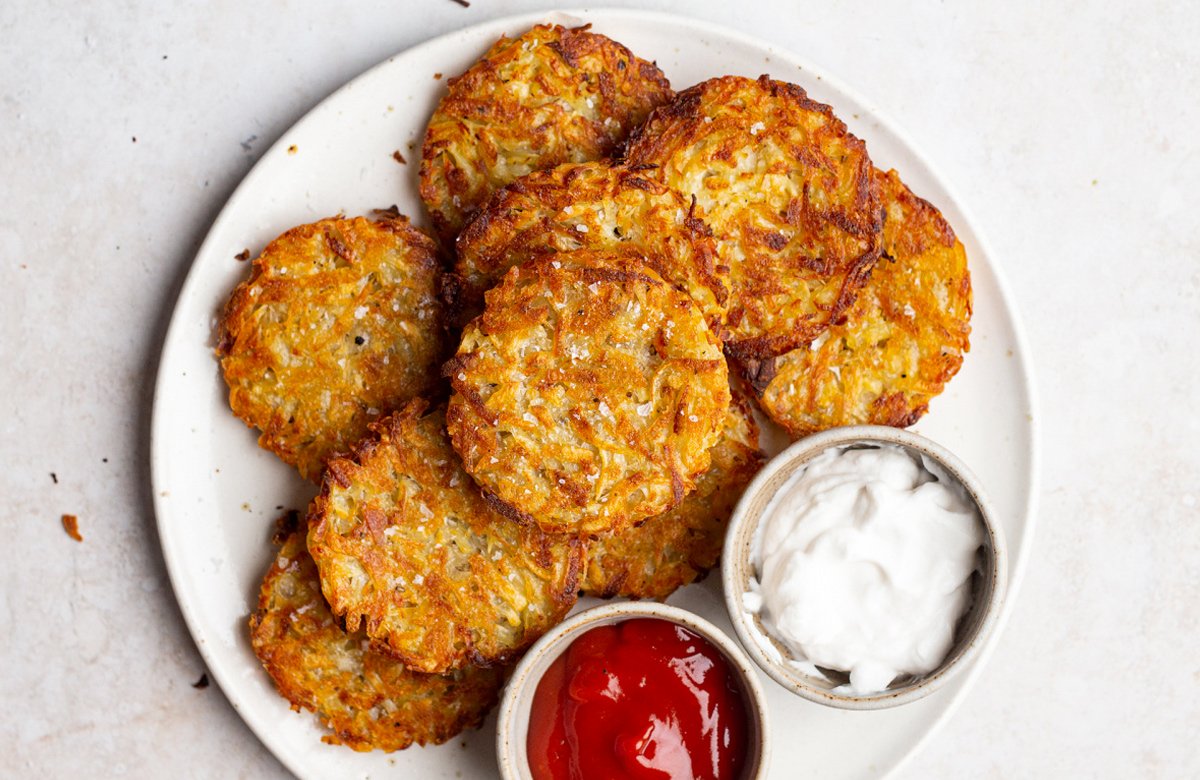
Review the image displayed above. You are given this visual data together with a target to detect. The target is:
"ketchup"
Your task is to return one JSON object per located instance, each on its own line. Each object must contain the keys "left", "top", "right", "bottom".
{"left": 527, "top": 618, "right": 749, "bottom": 780}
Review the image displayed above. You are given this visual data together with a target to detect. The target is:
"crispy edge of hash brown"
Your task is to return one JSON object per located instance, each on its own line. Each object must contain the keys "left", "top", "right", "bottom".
{"left": 750, "top": 168, "right": 972, "bottom": 437}
{"left": 249, "top": 520, "right": 504, "bottom": 752}
{"left": 218, "top": 211, "right": 446, "bottom": 481}
{"left": 306, "top": 399, "right": 582, "bottom": 674}
{"left": 624, "top": 74, "right": 882, "bottom": 362}
{"left": 419, "top": 24, "right": 674, "bottom": 242}
{"left": 445, "top": 249, "right": 730, "bottom": 536}
{"left": 582, "top": 378, "right": 764, "bottom": 599}
{"left": 450, "top": 160, "right": 728, "bottom": 332}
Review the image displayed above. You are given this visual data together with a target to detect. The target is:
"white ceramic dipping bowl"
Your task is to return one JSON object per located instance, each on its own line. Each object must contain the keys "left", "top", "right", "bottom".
{"left": 722, "top": 425, "right": 1008, "bottom": 710}
{"left": 496, "top": 601, "right": 771, "bottom": 779}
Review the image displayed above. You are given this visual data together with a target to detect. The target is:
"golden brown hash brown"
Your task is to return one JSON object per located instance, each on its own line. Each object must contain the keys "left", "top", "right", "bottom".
{"left": 218, "top": 213, "right": 444, "bottom": 482}
{"left": 419, "top": 24, "right": 673, "bottom": 242}
{"left": 624, "top": 75, "right": 882, "bottom": 362}
{"left": 249, "top": 527, "right": 504, "bottom": 752}
{"left": 306, "top": 400, "right": 582, "bottom": 674}
{"left": 583, "top": 379, "right": 763, "bottom": 600}
{"left": 446, "top": 250, "right": 730, "bottom": 536}
{"left": 752, "top": 168, "right": 972, "bottom": 437}
{"left": 452, "top": 160, "right": 728, "bottom": 330}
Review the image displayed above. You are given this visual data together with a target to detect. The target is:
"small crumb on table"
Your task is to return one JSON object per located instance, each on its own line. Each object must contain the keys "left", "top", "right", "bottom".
{"left": 192, "top": 673, "right": 210, "bottom": 689}
{"left": 62, "top": 514, "right": 82, "bottom": 542}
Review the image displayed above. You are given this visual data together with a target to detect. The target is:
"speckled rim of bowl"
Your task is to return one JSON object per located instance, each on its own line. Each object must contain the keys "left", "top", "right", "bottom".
{"left": 721, "top": 425, "right": 1008, "bottom": 710}
{"left": 496, "top": 600, "right": 771, "bottom": 780}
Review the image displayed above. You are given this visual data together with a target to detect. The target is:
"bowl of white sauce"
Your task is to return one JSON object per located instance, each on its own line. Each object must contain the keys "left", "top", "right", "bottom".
{"left": 721, "top": 426, "right": 1007, "bottom": 709}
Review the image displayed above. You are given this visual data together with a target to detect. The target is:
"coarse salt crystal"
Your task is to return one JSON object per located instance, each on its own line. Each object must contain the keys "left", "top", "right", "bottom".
{"left": 637, "top": 402, "right": 653, "bottom": 416}
{"left": 354, "top": 306, "right": 368, "bottom": 319}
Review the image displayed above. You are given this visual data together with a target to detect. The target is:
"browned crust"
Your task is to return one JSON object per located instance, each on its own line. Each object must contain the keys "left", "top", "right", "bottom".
{"left": 451, "top": 160, "right": 728, "bottom": 332}
{"left": 418, "top": 24, "right": 674, "bottom": 242}
{"left": 249, "top": 529, "right": 505, "bottom": 752}
{"left": 216, "top": 212, "right": 446, "bottom": 482}
{"left": 755, "top": 168, "right": 972, "bottom": 437}
{"left": 624, "top": 74, "right": 883, "bottom": 362}
{"left": 582, "top": 378, "right": 764, "bottom": 600}
{"left": 306, "top": 399, "right": 582, "bottom": 673}
{"left": 445, "top": 249, "right": 730, "bottom": 536}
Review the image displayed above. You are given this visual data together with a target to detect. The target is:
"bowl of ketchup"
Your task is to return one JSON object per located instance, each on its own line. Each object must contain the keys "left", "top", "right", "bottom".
{"left": 497, "top": 601, "right": 769, "bottom": 780}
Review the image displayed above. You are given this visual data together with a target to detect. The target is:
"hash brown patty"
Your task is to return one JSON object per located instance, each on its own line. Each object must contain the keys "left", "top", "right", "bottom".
{"left": 446, "top": 250, "right": 730, "bottom": 536}
{"left": 218, "top": 213, "right": 444, "bottom": 482}
{"left": 249, "top": 525, "right": 504, "bottom": 752}
{"left": 624, "top": 75, "right": 882, "bottom": 362}
{"left": 582, "top": 379, "right": 763, "bottom": 600}
{"left": 306, "top": 400, "right": 582, "bottom": 674}
{"left": 452, "top": 160, "right": 728, "bottom": 330}
{"left": 419, "top": 24, "right": 673, "bottom": 242}
{"left": 753, "top": 168, "right": 972, "bottom": 437}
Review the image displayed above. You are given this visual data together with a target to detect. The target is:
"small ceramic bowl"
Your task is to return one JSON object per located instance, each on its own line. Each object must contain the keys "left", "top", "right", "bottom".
{"left": 496, "top": 601, "right": 770, "bottom": 779}
{"left": 722, "top": 425, "right": 1008, "bottom": 710}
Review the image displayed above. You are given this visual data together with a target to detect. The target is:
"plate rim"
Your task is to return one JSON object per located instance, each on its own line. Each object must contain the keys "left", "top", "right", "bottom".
{"left": 150, "top": 8, "right": 1040, "bottom": 778}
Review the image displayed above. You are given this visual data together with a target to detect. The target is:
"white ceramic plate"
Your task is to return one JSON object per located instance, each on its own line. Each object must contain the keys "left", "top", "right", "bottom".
{"left": 151, "top": 9, "right": 1038, "bottom": 779}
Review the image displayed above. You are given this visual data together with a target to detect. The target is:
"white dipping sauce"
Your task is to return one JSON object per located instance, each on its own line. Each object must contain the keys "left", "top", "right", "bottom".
{"left": 745, "top": 443, "right": 983, "bottom": 695}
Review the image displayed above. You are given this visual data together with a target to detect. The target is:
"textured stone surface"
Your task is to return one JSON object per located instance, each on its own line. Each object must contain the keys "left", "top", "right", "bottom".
{"left": 2, "top": 1, "right": 1197, "bottom": 777}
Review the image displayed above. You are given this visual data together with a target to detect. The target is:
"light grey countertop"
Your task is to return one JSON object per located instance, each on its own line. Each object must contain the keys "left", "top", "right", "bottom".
{"left": 2, "top": 1, "right": 1197, "bottom": 777}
